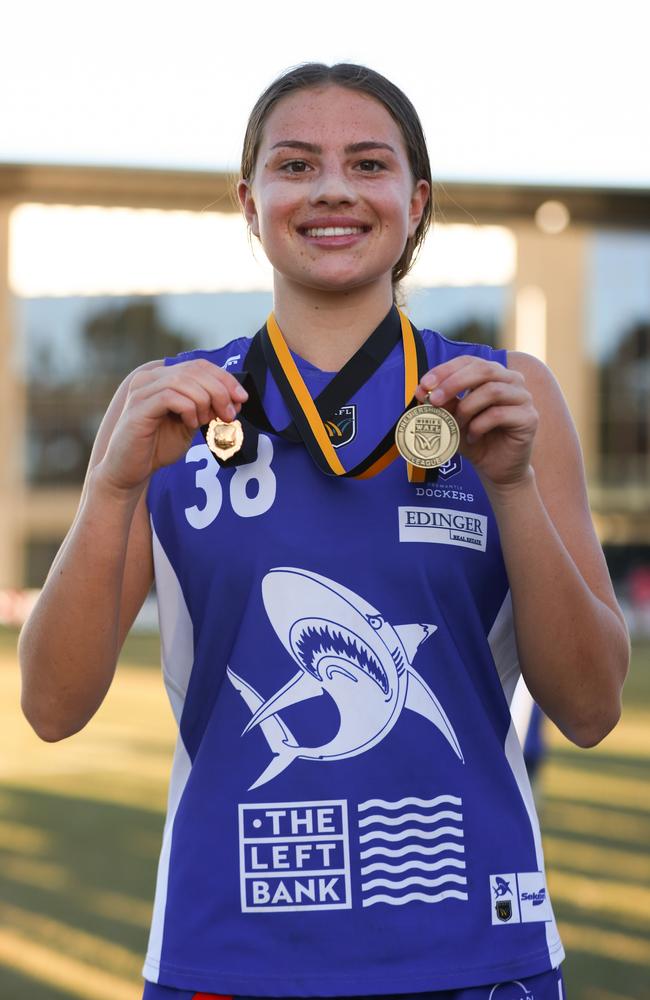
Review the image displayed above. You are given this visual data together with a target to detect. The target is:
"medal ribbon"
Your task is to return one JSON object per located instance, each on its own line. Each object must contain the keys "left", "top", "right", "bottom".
{"left": 262, "top": 307, "right": 427, "bottom": 481}
{"left": 204, "top": 306, "right": 432, "bottom": 481}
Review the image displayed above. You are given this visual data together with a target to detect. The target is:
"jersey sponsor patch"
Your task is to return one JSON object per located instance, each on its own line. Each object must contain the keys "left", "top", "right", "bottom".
{"left": 399, "top": 506, "right": 488, "bottom": 551}
{"left": 239, "top": 795, "right": 469, "bottom": 915}
{"left": 239, "top": 800, "right": 352, "bottom": 913}
{"left": 490, "top": 871, "right": 553, "bottom": 925}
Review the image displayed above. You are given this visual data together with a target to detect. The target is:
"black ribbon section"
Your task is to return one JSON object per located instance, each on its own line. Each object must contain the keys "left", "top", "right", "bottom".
{"left": 202, "top": 306, "right": 438, "bottom": 481}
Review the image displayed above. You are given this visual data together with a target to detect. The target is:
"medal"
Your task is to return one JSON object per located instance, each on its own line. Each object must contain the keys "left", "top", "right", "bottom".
{"left": 205, "top": 417, "right": 244, "bottom": 462}
{"left": 202, "top": 306, "right": 439, "bottom": 482}
{"left": 395, "top": 404, "right": 460, "bottom": 469}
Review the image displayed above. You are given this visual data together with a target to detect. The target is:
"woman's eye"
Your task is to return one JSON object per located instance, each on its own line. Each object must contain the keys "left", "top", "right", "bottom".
{"left": 282, "top": 160, "right": 311, "bottom": 174}
{"left": 357, "top": 160, "right": 385, "bottom": 173}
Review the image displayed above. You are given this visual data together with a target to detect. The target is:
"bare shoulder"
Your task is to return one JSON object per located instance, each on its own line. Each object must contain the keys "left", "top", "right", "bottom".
{"left": 507, "top": 350, "right": 565, "bottom": 403}
{"left": 507, "top": 350, "right": 582, "bottom": 473}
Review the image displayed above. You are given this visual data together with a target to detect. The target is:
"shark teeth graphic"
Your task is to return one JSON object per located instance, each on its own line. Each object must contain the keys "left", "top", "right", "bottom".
{"left": 228, "top": 567, "right": 463, "bottom": 789}
{"left": 292, "top": 619, "right": 389, "bottom": 695}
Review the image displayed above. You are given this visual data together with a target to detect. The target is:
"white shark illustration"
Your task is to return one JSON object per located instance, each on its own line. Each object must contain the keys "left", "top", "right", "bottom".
{"left": 227, "top": 567, "right": 464, "bottom": 789}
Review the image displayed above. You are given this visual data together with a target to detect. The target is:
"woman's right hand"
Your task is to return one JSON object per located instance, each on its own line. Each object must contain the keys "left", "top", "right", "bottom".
{"left": 96, "top": 359, "right": 249, "bottom": 495}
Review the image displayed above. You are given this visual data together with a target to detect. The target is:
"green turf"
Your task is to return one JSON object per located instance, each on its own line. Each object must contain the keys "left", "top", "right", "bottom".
{"left": 2, "top": 629, "right": 648, "bottom": 999}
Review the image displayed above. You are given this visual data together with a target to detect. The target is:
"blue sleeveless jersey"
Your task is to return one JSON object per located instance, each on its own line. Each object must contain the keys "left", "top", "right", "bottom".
{"left": 144, "top": 329, "right": 564, "bottom": 995}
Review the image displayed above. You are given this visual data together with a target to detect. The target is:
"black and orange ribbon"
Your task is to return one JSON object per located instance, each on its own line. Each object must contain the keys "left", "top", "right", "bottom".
{"left": 203, "top": 305, "right": 433, "bottom": 482}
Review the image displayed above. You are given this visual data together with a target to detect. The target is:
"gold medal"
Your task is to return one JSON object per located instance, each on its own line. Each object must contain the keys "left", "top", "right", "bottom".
{"left": 395, "top": 404, "right": 460, "bottom": 469}
{"left": 205, "top": 417, "right": 244, "bottom": 462}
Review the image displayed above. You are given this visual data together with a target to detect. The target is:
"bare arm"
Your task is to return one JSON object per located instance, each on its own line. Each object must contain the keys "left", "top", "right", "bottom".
{"left": 416, "top": 352, "right": 629, "bottom": 748}
{"left": 19, "top": 358, "right": 248, "bottom": 741}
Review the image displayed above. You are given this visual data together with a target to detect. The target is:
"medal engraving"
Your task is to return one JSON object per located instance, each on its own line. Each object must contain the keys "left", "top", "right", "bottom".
{"left": 395, "top": 404, "right": 460, "bottom": 469}
{"left": 205, "top": 417, "right": 244, "bottom": 462}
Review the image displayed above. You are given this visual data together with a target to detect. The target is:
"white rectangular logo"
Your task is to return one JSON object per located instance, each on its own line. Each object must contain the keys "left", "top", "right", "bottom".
{"left": 239, "top": 800, "right": 352, "bottom": 914}
{"left": 490, "top": 871, "right": 553, "bottom": 925}
{"left": 399, "top": 506, "right": 487, "bottom": 551}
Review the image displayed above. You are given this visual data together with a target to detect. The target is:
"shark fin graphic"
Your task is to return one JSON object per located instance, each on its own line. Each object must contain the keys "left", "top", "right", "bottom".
{"left": 405, "top": 666, "right": 464, "bottom": 762}
{"left": 227, "top": 667, "right": 302, "bottom": 790}
{"left": 248, "top": 747, "right": 302, "bottom": 790}
{"left": 242, "top": 670, "right": 323, "bottom": 736}
{"left": 394, "top": 623, "right": 437, "bottom": 662}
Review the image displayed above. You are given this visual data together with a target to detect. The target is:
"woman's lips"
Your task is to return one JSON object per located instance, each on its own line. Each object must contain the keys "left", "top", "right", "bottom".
{"left": 298, "top": 223, "right": 371, "bottom": 246}
{"left": 303, "top": 225, "right": 366, "bottom": 237}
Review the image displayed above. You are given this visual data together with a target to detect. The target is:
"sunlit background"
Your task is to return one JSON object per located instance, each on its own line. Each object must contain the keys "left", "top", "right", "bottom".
{"left": 1, "top": 1, "right": 649, "bottom": 998}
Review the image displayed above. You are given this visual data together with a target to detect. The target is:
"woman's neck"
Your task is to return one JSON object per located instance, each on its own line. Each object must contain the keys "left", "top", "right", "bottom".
{"left": 271, "top": 279, "right": 395, "bottom": 371}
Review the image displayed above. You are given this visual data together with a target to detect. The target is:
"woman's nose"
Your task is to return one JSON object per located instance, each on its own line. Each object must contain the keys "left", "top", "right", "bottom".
{"left": 309, "top": 163, "right": 358, "bottom": 205}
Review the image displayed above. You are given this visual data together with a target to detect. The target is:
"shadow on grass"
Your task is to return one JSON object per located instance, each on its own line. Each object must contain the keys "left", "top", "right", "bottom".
{"left": 0, "top": 784, "right": 160, "bottom": 997}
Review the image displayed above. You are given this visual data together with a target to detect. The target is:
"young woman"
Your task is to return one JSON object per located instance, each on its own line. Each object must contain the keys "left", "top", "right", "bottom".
{"left": 19, "top": 63, "right": 629, "bottom": 1000}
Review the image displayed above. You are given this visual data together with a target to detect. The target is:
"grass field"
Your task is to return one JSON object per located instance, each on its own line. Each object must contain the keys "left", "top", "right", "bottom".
{"left": 0, "top": 628, "right": 648, "bottom": 1000}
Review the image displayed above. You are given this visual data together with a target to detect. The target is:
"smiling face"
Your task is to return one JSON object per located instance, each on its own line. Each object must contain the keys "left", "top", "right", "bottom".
{"left": 238, "top": 85, "right": 429, "bottom": 300}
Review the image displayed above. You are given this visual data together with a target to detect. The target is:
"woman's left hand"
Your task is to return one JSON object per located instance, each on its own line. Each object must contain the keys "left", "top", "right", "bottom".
{"left": 414, "top": 356, "right": 538, "bottom": 490}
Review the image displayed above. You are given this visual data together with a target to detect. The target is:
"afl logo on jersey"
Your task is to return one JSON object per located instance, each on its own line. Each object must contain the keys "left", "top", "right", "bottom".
{"left": 325, "top": 405, "right": 356, "bottom": 448}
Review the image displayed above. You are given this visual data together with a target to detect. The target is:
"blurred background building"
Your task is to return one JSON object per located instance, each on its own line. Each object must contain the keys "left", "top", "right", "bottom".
{"left": 0, "top": 163, "right": 649, "bottom": 632}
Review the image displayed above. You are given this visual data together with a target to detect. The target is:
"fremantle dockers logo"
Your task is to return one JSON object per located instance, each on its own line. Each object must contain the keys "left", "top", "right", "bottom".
{"left": 414, "top": 415, "right": 442, "bottom": 455}
{"left": 325, "top": 406, "right": 357, "bottom": 448}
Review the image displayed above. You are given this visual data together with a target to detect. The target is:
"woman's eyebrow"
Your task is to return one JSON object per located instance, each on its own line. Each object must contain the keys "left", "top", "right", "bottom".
{"left": 345, "top": 141, "right": 396, "bottom": 154}
{"left": 269, "top": 140, "right": 396, "bottom": 154}
{"left": 270, "top": 140, "right": 321, "bottom": 153}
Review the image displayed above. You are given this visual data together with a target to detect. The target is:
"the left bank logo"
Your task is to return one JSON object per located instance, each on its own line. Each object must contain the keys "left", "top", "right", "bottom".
{"left": 325, "top": 405, "right": 356, "bottom": 447}
{"left": 239, "top": 800, "right": 352, "bottom": 913}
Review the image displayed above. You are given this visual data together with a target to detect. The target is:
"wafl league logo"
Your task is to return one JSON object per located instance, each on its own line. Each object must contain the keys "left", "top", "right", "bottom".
{"left": 395, "top": 404, "right": 460, "bottom": 469}
{"left": 414, "top": 413, "right": 442, "bottom": 453}
{"left": 325, "top": 405, "right": 356, "bottom": 448}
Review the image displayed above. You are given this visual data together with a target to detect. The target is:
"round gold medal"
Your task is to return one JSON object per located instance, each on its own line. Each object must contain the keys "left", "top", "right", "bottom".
{"left": 395, "top": 404, "right": 460, "bottom": 469}
{"left": 205, "top": 417, "right": 244, "bottom": 462}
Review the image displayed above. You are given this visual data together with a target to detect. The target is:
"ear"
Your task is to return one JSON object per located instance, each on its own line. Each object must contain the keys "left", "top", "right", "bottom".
{"left": 408, "top": 179, "right": 430, "bottom": 237}
{"left": 237, "top": 179, "right": 260, "bottom": 238}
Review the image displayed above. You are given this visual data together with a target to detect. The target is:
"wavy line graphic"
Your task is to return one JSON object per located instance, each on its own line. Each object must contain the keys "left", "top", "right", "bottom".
{"left": 362, "top": 874, "right": 468, "bottom": 892}
{"left": 362, "top": 889, "right": 469, "bottom": 907}
{"left": 359, "top": 825, "right": 464, "bottom": 845}
{"left": 360, "top": 841, "right": 466, "bottom": 860}
{"left": 358, "top": 809, "right": 462, "bottom": 828}
{"left": 361, "top": 857, "right": 467, "bottom": 875}
{"left": 358, "top": 795, "right": 462, "bottom": 812}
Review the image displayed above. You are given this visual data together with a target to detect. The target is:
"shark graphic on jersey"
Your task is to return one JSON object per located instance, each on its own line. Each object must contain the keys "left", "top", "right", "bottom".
{"left": 142, "top": 327, "right": 565, "bottom": 994}
{"left": 227, "top": 567, "right": 464, "bottom": 790}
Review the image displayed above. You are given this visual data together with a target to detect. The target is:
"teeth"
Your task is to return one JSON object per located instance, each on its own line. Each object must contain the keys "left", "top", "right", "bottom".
{"left": 304, "top": 226, "right": 364, "bottom": 237}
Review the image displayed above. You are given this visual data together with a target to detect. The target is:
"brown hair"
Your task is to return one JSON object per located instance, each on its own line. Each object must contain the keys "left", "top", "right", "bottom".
{"left": 240, "top": 62, "right": 433, "bottom": 285}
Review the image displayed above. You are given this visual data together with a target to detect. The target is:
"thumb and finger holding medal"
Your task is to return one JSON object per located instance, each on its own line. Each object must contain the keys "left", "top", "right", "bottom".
{"left": 203, "top": 350, "right": 534, "bottom": 477}
{"left": 409, "top": 360, "right": 536, "bottom": 465}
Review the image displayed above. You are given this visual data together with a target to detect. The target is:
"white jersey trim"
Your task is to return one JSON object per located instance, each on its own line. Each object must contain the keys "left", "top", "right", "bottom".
{"left": 143, "top": 522, "right": 195, "bottom": 981}
{"left": 489, "top": 591, "right": 564, "bottom": 966}
{"left": 487, "top": 591, "right": 520, "bottom": 706}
